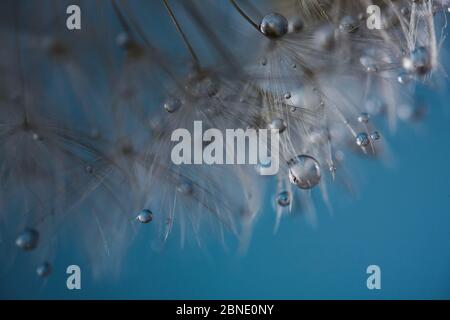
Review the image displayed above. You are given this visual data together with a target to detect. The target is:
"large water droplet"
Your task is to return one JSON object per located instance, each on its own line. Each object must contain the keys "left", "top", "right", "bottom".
{"left": 36, "top": 262, "right": 52, "bottom": 278}
{"left": 276, "top": 191, "right": 290, "bottom": 207}
{"left": 288, "top": 155, "right": 321, "bottom": 190}
{"left": 16, "top": 228, "right": 39, "bottom": 251}
{"left": 260, "top": 13, "right": 288, "bottom": 38}
{"left": 136, "top": 209, "right": 153, "bottom": 224}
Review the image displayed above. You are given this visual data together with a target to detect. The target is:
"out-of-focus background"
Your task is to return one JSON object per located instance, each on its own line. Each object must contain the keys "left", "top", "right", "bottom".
{"left": 0, "top": 0, "right": 449, "bottom": 299}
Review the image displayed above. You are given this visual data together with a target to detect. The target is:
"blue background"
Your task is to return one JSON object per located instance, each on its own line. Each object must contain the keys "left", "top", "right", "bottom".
{"left": 0, "top": 1, "right": 450, "bottom": 300}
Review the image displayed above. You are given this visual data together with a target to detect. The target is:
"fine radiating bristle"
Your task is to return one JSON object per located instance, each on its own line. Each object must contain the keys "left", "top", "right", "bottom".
{"left": 0, "top": 0, "right": 448, "bottom": 275}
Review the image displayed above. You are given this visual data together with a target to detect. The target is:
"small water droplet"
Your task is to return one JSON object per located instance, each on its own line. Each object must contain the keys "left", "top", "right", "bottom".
{"left": 284, "top": 92, "right": 291, "bottom": 100}
{"left": 402, "top": 47, "right": 431, "bottom": 75}
{"left": 136, "top": 209, "right": 153, "bottom": 224}
{"left": 339, "top": 16, "right": 358, "bottom": 33}
{"left": 355, "top": 132, "right": 370, "bottom": 147}
{"left": 288, "top": 155, "right": 321, "bottom": 189}
{"left": 164, "top": 97, "right": 182, "bottom": 113}
{"left": 15, "top": 229, "right": 39, "bottom": 251}
{"left": 276, "top": 191, "right": 290, "bottom": 207}
{"left": 177, "top": 181, "right": 193, "bottom": 195}
{"left": 268, "top": 118, "right": 287, "bottom": 133}
{"left": 370, "top": 131, "right": 381, "bottom": 141}
{"left": 36, "top": 262, "right": 52, "bottom": 278}
{"left": 358, "top": 112, "right": 370, "bottom": 123}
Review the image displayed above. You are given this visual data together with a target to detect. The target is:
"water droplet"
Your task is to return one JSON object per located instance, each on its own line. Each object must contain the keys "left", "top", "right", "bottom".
{"left": 284, "top": 92, "right": 291, "bottom": 100}
{"left": 288, "top": 155, "right": 321, "bottom": 190}
{"left": 260, "top": 13, "right": 288, "bottom": 39}
{"left": 268, "top": 118, "right": 287, "bottom": 133}
{"left": 360, "top": 55, "right": 378, "bottom": 73}
{"left": 397, "top": 72, "right": 412, "bottom": 84}
{"left": 358, "top": 112, "right": 370, "bottom": 123}
{"left": 260, "top": 57, "right": 267, "bottom": 66}
{"left": 136, "top": 209, "right": 153, "bottom": 224}
{"left": 31, "top": 132, "right": 42, "bottom": 141}
{"left": 36, "top": 262, "right": 52, "bottom": 278}
{"left": 15, "top": 229, "right": 39, "bottom": 251}
{"left": 370, "top": 131, "right": 381, "bottom": 141}
{"left": 339, "top": 16, "right": 358, "bottom": 33}
{"left": 276, "top": 191, "right": 290, "bottom": 207}
{"left": 402, "top": 47, "right": 431, "bottom": 75}
{"left": 314, "top": 25, "right": 335, "bottom": 50}
{"left": 85, "top": 165, "right": 95, "bottom": 174}
{"left": 289, "top": 16, "right": 304, "bottom": 33}
{"left": 355, "top": 132, "right": 370, "bottom": 147}
{"left": 177, "top": 181, "right": 193, "bottom": 195}
{"left": 163, "top": 97, "right": 182, "bottom": 113}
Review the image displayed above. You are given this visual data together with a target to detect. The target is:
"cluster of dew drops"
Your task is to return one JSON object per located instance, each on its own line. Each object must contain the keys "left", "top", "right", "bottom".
{"left": 13, "top": 1, "right": 449, "bottom": 279}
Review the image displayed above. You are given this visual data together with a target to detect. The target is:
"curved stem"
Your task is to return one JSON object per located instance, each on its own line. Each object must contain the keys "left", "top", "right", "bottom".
{"left": 162, "top": 0, "right": 200, "bottom": 70}
{"left": 229, "top": 0, "right": 260, "bottom": 32}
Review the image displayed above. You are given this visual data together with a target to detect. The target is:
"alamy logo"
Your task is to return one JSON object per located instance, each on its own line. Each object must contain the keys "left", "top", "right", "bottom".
{"left": 171, "top": 121, "right": 280, "bottom": 175}
{"left": 367, "top": 5, "right": 382, "bottom": 30}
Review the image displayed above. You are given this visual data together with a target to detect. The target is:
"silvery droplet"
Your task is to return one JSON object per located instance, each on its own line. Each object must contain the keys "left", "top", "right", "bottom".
{"left": 355, "top": 132, "right": 370, "bottom": 147}
{"left": 288, "top": 155, "right": 321, "bottom": 190}
{"left": 339, "top": 16, "right": 358, "bottom": 33}
{"left": 402, "top": 47, "right": 431, "bottom": 75}
{"left": 284, "top": 92, "right": 291, "bottom": 100}
{"left": 360, "top": 55, "right": 378, "bottom": 73}
{"left": 177, "top": 181, "right": 193, "bottom": 195}
{"left": 164, "top": 97, "right": 182, "bottom": 113}
{"left": 276, "top": 191, "right": 290, "bottom": 207}
{"left": 358, "top": 112, "right": 370, "bottom": 123}
{"left": 36, "top": 262, "right": 52, "bottom": 278}
{"left": 15, "top": 228, "right": 39, "bottom": 251}
{"left": 260, "top": 13, "right": 288, "bottom": 38}
{"left": 260, "top": 57, "right": 267, "bottom": 66}
{"left": 289, "top": 16, "right": 304, "bottom": 33}
{"left": 370, "top": 131, "right": 381, "bottom": 141}
{"left": 268, "top": 118, "right": 287, "bottom": 133}
{"left": 136, "top": 209, "right": 153, "bottom": 224}
{"left": 397, "top": 72, "right": 412, "bottom": 85}
{"left": 314, "top": 25, "right": 335, "bottom": 50}
{"left": 365, "top": 98, "right": 385, "bottom": 115}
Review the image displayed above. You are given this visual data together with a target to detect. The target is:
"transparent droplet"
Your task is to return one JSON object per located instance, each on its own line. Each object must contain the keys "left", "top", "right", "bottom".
{"left": 136, "top": 209, "right": 153, "bottom": 224}
{"left": 276, "top": 191, "right": 290, "bottom": 207}
{"left": 339, "top": 16, "right": 358, "bottom": 33}
{"left": 289, "top": 16, "right": 304, "bottom": 33}
{"left": 85, "top": 165, "right": 95, "bottom": 174}
{"left": 177, "top": 181, "right": 193, "bottom": 195}
{"left": 31, "top": 132, "right": 42, "bottom": 141}
{"left": 402, "top": 47, "right": 431, "bottom": 75}
{"left": 259, "top": 13, "right": 288, "bottom": 38}
{"left": 284, "top": 92, "right": 291, "bottom": 100}
{"left": 36, "top": 262, "right": 52, "bottom": 278}
{"left": 15, "top": 229, "right": 39, "bottom": 251}
{"left": 365, "top": 98, "right": 385, "bottom": 116}
{"left": 370, "top": 131, "right": 381, "bottom": 141}
{"left": 163, "top": 97, "right": 182, "bottom": 113}
{"left": 268, "top": 118, "right": 287, "bottom": 133}
{"left": 355, "top": 132, "right": 370, "bottom": 147}
{"left": 397, "top": 72, "right": 412, "bottom": 85}
{"left": 314, "top": 25, "right": 335, "bottom": 50}
{"left": 288, "top": 155, "right": 321, "bottom": 190}
{"left": 360, "top": 55, "right": 378, "bottom": 73}
{"left": 260, "top": 57, "right": 267, "bottom": 66}
{"left": 358, "top": 112, "right": 370, "bottom": 123}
